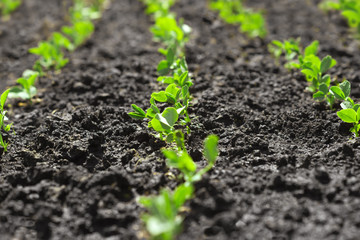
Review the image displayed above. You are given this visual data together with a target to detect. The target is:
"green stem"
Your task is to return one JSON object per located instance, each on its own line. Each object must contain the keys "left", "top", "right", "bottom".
{"left": 355, "top": 123, "right": 359, "bottom": 138}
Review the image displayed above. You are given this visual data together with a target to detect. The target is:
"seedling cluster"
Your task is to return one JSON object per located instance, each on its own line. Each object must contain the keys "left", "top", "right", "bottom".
{"left": 0, "top": 0, "right": 21, "bottom": 20}
{"left": 1, "top": 0, "right": 107, "bottom": 152}
{"left": 209, "top": 0, "right": 267, "bottom": 38}
{"left": 269, "top": 40, "right": 337, "bottom": 107}
{"left": 30, "top": 0, "right": 104, "bottom": 74}
{"left": 320, "top": 0, "right": 360, "bottom": 38}
{"left": 140, "top": 134, "right": 219, "bottom": 240}
{"left": 130, "top": 0, "right": 193, "bottom": 143}
{"left": 269, "top": 38, "right": 360, "bottom": 137}
{"left": 9, "top": 70, "right": 39, "bottom": 103}
{"left": 130, "top": 1, "right": 220, "bottom": 239}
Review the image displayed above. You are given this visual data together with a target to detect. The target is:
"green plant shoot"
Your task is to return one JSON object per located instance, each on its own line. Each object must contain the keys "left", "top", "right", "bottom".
{"left": 337, "top": 108, "right": 360, "bottom": 137}
{"left": 141, "top": 0, "right": 175, "bottom": 19}
{"left": 268, "top": 38, "right": 301, "bottom": 68}
{"left": 70, "top": 0, "right": 104, "bottom": 23}
{"left": 210, "top": 0, "right": 267, "bottom": 38}
{"left": 62, "top": 21, "right": 95, "bottom": 48}
{"left": 0, "top": 89, "right": 12, "bottom": 152}
{"left": 0, "top": 0, "right": 21, "bottom": 19}
{"left": 320, "top": 0, "right": 360, "bottom": 38}
{"left": 29, "top": 32, "right": 73, "bottom": 71}
{"left": 162, "top": 134, "right": 219, "bottom": 183}
{"left": 139, "top": 183, "right": 193, "bottom": 240}
{"left": 129, "top": 56, "right": 193, "bottom": 142}
{"left": 9, "top": 70, "right": 39, "bottom": 102}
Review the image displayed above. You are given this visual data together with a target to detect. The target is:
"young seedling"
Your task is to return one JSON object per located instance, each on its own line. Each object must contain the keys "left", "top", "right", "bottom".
{"left": 210, "top": 0, "right": 267, "bottom": 38}
{"left": 8, "top": 70, "right": 39, "bottom": 102}
{"left": 62, "top": 21, "right": 95, "bottom": 48}
{"left": 70, "top": 0, "right": 104, "bottom": 23}
{"left": 320, "top": 0, "right": 360, "bottom": 38}
{"left": 129, "top": 55, "right": 193, "bottom": 142}
{"left": 141, "top": 0, "right": 175, "bottom": 19}
{"left": 269, "top": 39, "right": 319, "bottom": 70}
{"left": 139, "top": 134, "right": 219, "bottom": 239}
{"left": 129, "top": 101, "right": 182, "bottom": 142}
{"left": 329, "top": 79, "right": 360, "bottom": 137}
{"left": 0, "top": 89, "right": 12, "bottom": 152}
{"left": 162, "top": 134, "right": 219, "bottom": 183}
{"left": 301, "top": 54, "right": 336, "bottom": 92}
{"left": 268, "top": 38, "right": 301, "bottom": 68}
{"left": 29, "top": 32, "right": 73, "bottom": 72}
{"left": 139, "top": 183, "right": 193, "bottom": 240}
{"left": 150, "top": 16, "right": 191, "bottom": 50}
{"left": 337, "top": 107, "right": 360, "bottom": 137}
{"left": 0, "top": 0, "right": 21, "bottom": 20}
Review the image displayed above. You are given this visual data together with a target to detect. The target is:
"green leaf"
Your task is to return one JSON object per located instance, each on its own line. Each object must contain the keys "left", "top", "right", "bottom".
{"left": 165, "top": 84, "right": 180, "bottom": 98}
{"left": 0, "top": 134, "right": 7, "bottom": 152}
{"left": 128, "top": 112, "right": 145, "bottom": 120}
{"left": 337, "top": 109, "right": 358, "bottom": 123}
{"left": 174, "top": 130, "right": 185, "bottom": 149}
{"left": 176, "top": 106, "right": 186, "bottom": 115}
{"left": 9, "top": 86, "right": 30, "bottom": 100}
{"left": 166, "top": 132, "right": 174, "bottom": 143}
{"left": 149, "top": 115, "right": 167, "bottom": 132}
{"left": 301, "top": 69, "right": 316, "bottom": 80}
{"left": 304, "top": 40, "right": 319, "bottom": 57}
{"left": 166, "top": 46, "right": 175, "bottom": 66}
{"left": 165, "top": 93, "right": 176, "bottom": 105}
{"left": 162, "top": 107, "right": 178, "bottom": 127}
{"left": 341, "top": 100, "right": 354, "bottom": 110}
{"left": 22, "top": 69, "right": 39, "bottom": 79}
{"left": 342, "top": 10, "right": 360, "bottom": 27}
{"left": 354, "top": 104, "right": 360, "bottom": 112}
{"left": 203, "top": 135, "right": 219, "bottom": 165}
{"left": 330, "top": 86, "right": 346, "bottom": 100}
{"left": 320, "top": 56, "right": 333, "bottom": 74}
{"left": 146, "top": 104, "right": 160, "bottom": 119}
{"left": 157, "top": 60, "right": 169, "bottom": 75}
{"left": 271, "top": 40, "right": 284, "bottom": 48}
{"left": 152, "top": 91, "right": 168, "bottom": 102}
{"left": 178, "top": 71, "right": 188, "bottom": 86}
{"left": 340, "top": 80, "right": 351, "bottom": 98}
{"left": 17, "top": 78, "right": 29, "bottom": 89}
{"left": 179, "top": 58, "right": 188, "bottom": 72}
{"left": 320, "top": 74, "right": 331, "bottom": 86}
{"left": 173, "top": 184, "right": 193, "bottom": 209}
{"left": 150, "top": 108, "right": 179, "bottom": 132}
{"left": 313, "top": 91, "right": 325, "bottom": 100}
{"left": 157, "top": 76, "right": 174, "bottom": 84}
{"left": 0, "top": 89, "right": 10, "bottom": 109}
{"left": 131, "top": 104, "right": 146, "bottom": 117}
{"left": 319, "top": 83, "right": 329, "bottom": 94}
{"left": 181, "top": 85, "right": 189, "bottom": 99}
{"left": 162, "top": 149, "right": 197, "bottom": 177}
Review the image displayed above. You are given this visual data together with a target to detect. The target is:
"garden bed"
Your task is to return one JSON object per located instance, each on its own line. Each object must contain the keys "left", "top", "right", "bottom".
{"left": 1, "top": 0, "right": 360, "bottom": 239}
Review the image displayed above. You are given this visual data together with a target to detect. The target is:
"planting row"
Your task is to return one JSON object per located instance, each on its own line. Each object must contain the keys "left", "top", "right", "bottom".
{"left": 0, "top": 0, "right": 107, "bottom": 152}
{"left": 130, "top": 1, "right": 360, "bottom": 237}
{"left": 210, "top": 0, "right": 360, "bottom": 138}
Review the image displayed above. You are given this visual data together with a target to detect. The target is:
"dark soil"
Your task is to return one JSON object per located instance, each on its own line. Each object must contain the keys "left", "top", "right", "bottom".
{"left": 1, "top": 0, "right": 360, "bottom": 239}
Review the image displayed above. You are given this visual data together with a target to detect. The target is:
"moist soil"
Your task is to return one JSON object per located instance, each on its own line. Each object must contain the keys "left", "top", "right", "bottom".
{"left": 1, "top": 0, "right": 360, "bottom": 239}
